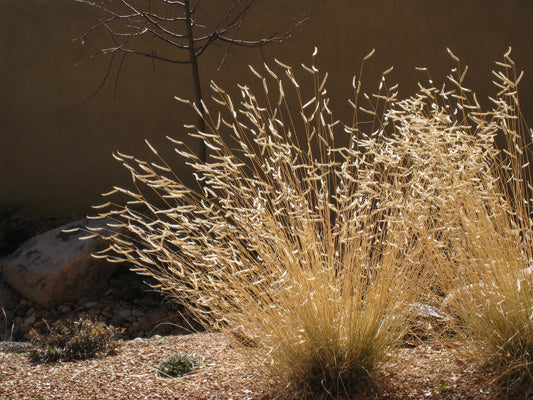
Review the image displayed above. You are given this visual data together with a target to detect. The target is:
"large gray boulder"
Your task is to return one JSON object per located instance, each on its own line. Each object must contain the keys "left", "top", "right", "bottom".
{"left": 1, "top": 218, "right": 118, "bottom": 309}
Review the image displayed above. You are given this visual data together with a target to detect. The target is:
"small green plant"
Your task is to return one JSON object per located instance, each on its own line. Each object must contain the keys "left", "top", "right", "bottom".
{"left": 433, "top": 383, "right": 449, "bottom": 394}
{"left": 28, "top": 317, "right": 122, "bottom": 363}
{"left": 150, "top": 337, "right": 171, "bottom": 346}
{"left": 157, "top": 352, "right": 204, "bottom": 378}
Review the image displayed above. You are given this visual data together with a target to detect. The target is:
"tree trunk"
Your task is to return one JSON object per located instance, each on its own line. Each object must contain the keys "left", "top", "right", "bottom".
{"left": 184, "top": 0, "right": 207, "bottom": 163}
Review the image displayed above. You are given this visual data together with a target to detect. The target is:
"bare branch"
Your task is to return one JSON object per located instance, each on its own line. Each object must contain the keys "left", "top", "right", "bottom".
{"left": 79, "top": 39, "right": 191, "bottom": 64}
{"left": 118, "top": 0, "right": 191, "bottom": 41}
{"left": 217, "top": 13, "right": 308, "bottom": 47}
{"left": 190, "top": 0, "right": 201, "bottom": 13}
{"left": 80, "top": 51, "right": 117, "bottom": 105}
{"left": 145, "top": 28, "right": 190, "bottom": 49}
{"left": 114, "top": 53, "right": 128, "bottom": 98}
{"left": 102, "top": 22, "right": 148, "bottom": 38}
{"left": 213, "top": 0, "right": 257, "bottom": 33}
{"left": 142, "top": 13, "right": 186, "bottom": 23}
{"left": 118, "top": 47, "right": 192, "bottom": 63}
{"left": 162, "top": 0, "right": 185, "bottom": 5}
{"left": 195, "top": 11, "right": 307, "bottom": 60}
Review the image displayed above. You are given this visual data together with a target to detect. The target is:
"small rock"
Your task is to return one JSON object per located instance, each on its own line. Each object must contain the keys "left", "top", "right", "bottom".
{"left": 84, "top": 301, "right": 101, "bottom": 309}
{"left": 33, "top": 320, "right": 46, "bottom": 330}
{"left": 131, "top": 308, "right": 144, "bottom": 318}
{"left": 23, "top": 316, "right": 36, "bottom": 326}
{"left": 57, "top": 305, "right": 71, "bottom": 313}
{"left": 408, "top": 303, "right": 452, "bottom": 339}
{"left": 117, "top": 309, "right": 132, "bottom": 320}
{"left": 76, "top": 297, "right": 89, "bottom": 306}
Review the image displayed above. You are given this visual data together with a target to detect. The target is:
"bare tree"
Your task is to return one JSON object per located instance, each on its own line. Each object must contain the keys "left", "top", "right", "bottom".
{"left": 77, "top": 0, "right": 306, "bottom": 162}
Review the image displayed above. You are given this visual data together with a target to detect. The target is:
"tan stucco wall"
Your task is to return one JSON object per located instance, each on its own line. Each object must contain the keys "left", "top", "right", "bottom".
{"left": 2, "top": 0, "right": 532, "bottom": 216}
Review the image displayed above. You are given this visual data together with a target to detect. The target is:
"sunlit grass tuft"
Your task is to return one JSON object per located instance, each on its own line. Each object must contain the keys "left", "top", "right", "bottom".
{"left": 89, "top": 49, "right": 429, "bottom": 397}
{"left": 405, "top": 48, "right": 533, "bottom": 390}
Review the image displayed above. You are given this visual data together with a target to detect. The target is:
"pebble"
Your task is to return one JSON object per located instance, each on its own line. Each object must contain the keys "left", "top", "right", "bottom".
{"left": 33, "top": 320, "right": 46, "bottom": 330}
{"left": 117, "top": 309, "right": 132, "bottom": 320}
{"left": 84, "top": 302, "right": 101, "bottom": 309}
{"left": 58, "top": 305, "right": 71, "bottom": 313}
{"left": 130, "top": 321, "right": 142, "bottom": 330}
{"left": 131, "top": 309, "right": 144, "bottom": 318}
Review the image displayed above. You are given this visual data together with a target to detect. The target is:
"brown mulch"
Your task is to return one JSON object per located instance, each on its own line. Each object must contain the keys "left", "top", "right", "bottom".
{"left": 0, "top": 332, "right": 528, "bottom": 400}
{"left": 0, "top": 333, "right": 282, "bottom": 400}
{"left": 378, "top": 342, "right": 501, "bottom": 400}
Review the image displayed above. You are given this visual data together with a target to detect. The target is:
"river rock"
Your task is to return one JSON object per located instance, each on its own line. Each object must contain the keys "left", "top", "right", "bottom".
{"left": 1, "top": 218, "right": 118, "bottom": 309}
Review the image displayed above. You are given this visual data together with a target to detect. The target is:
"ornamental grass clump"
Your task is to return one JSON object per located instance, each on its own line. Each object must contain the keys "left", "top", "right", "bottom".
{"left": 376, "top": 47, "right": 533, "bottom": 390}
{"left": 431, "top": 50, "right": 533, "bottom": 389}
{"left": 85, "top": 48, "right": 427, "bottom": 397}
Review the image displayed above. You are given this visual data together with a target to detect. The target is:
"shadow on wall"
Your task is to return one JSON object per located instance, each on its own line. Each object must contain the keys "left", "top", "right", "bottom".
{"left": 1, "top": 0, "right": 532, "bottom": 217}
